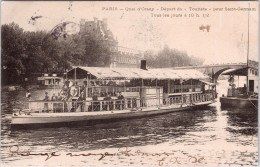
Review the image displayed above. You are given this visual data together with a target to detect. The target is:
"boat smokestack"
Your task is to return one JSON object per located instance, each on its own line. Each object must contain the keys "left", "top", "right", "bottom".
{"left": 140, "top": 60, "right": 147, "bottom": 70}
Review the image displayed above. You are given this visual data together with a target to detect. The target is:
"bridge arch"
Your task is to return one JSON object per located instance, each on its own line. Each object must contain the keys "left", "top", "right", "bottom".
{"left": 213, "top": 67, "right": 232, "bottom": 82}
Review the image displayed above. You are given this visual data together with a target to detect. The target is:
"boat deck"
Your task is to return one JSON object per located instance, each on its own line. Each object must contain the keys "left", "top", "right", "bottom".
{"left": 11, "top": 101, "right": 213, "bottom": 127}
{"left": 14, "top": 103, "right": 186, "bottom": 118}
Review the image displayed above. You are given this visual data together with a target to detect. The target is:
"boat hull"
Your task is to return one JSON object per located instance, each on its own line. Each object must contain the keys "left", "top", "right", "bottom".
{"left": 220, "top": 97, "right": 258, "bottom": 110}
{"left": 11, "top": 102, "right": 213, "bottom": 129}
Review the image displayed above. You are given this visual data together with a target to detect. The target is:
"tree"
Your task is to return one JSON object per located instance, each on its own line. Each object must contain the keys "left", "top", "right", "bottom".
{"left": 144, "top": 46, "right": 204, "bottom": 68}
{"left": 57, "top": 34, "right": 85, "bottom": 69}
{"left": 2, "top": 22, "right": 116, "bottom": 86}
{"left": 83, "top": 35, "right": 113, "bottom": 67}
{"left": 1, "top": 23, "right": 25, "bottom": 84}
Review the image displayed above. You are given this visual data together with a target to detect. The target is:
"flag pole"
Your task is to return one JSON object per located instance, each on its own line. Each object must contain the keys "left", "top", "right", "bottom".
{"left": 247, "top": 3, "right": 250, "bottom": 66}
{"left": 246, "top": 3, "right": 250, "bottom": 94}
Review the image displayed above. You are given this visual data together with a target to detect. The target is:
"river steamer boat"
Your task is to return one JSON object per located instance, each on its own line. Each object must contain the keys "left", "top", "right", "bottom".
{"left": 12, "top": 62, "right": 217, "bottom": 128}
{"left": 220, "top": 60, "right": 258, "bottom": 110}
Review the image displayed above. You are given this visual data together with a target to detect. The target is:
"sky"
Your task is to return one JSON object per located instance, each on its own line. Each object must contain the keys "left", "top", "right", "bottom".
{"left": 1, "top": 1, "right": 259, "bottom": 65}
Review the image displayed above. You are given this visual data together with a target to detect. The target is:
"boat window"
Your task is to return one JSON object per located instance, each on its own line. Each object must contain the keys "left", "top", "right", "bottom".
{"left": 88, "top": 88, "right": 93, "bottom": 97}
{"left": 93, "top": 87, "right": 100, "bottom": 96}
{"left": 108, "top": 87, "right": 114, "bottom": 96}
{"left": 101, "top": 87, "right": 107, "bottom": 97}
{"left": 55, "top": 79, "right": 60, "bottom": 85}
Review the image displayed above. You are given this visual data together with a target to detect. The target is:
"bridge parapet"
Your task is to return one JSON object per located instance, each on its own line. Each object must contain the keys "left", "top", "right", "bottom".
{"left": 173, "top": 62, "right": 258, "bottom": 82}
{"left": 174, "top": 63, "right": 247, "bottom": 69}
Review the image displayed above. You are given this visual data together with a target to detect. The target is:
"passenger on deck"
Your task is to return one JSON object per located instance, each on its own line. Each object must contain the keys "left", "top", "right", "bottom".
{"left": 91, "top": 81, "right": 96, "bottom": 86}
{"left": 78, "top": 92, "right": 85, "bottom": 101}
{"left": 75, "top": 82, "right": 80, "bottom": 93}
{"left": 93, "top": 93, "right": 98, "bottom": 101}
{"left": 57, "top": 93, "right": 63, "bottom": 101}
{"left": 118, "top": 92, "right": 124, "bottom": 100}
{"left": 202, "top": 84, "right": 205, "bottom": 94}
{"left": 242, "top": 84, "right": 247, "bottom": 94}
{"left": 108, "top": 81, "right": 115, "bottom": 86}
{"left": 92, "top": 93, "right": 99, "bottom": 111}
{"left": 83, "top": 80, "right": 88, "bottom": 86}
{"left": 70, "top": 82, "right": 78, "bottom": 97}
{"left": 107, "top": 93, "right": 113, "bottom": 110}
{"left": 77, "top": 92, "right": 85, "bottom": 112}
{"left": 104, "top": 93, "right": 113, "bottom": 111}
{"left": 117, "top": 92, "right": 124, "bottom": 110}
{"left": 43, "top": 92, "right": 49, "bottom": 101}
{"left": 26, "top": 90, "right": 31, "bottom": 100}
{"left": 104, "top": 93, "right": 112, "bottom": 100}
{"left": 56, "top": 93, "right": 63, "bottom": 112}
{"left": 51, "top": 93, "right": 58, "bottom": 101}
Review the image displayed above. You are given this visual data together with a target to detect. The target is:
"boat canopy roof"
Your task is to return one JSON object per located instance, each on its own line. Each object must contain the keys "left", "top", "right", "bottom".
{"left": 67, "top": 66, "right": 210, "bottom": 80}
{"left": 222, "top": 67, "right": 248, "bottom": 76}
{"left": 200, "top": 80, "right": 216, "bottom": 86}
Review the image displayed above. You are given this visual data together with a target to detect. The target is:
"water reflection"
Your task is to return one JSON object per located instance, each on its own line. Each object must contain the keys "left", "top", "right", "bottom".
{"left": 225, "top": 108, "right": 257, "bottom": 128}
{"left": 7, "top": 108, "right": 216, "bottom": 150}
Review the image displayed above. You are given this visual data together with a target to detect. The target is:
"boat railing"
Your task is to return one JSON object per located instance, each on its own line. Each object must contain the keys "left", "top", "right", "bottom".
{"left": 20, "top": 92, "right": 216, "bottom": 114}
{"left": 26, "top": 101, "right": 65, "bottom": 114}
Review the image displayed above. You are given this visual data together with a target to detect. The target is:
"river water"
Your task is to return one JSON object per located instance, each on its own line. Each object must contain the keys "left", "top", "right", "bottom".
{"left": 1, "top": 81, "right": 258, "bottom": 166}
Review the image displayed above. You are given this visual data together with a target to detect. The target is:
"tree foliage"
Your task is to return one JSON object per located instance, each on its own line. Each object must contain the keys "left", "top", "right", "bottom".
{"left": 1, "top": 23, "right": 112, "bottom": 85}
{"left": 144, "top": 45, "right": 204, "bottom": 68}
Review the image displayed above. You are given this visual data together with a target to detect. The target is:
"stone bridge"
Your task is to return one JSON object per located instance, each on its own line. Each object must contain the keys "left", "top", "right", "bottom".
{"left": 175, "top": 63, "right": 250, "bottom": 83}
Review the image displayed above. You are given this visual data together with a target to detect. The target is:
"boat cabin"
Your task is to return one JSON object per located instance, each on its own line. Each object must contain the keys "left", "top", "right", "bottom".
{"left": 222, "top": 66, "right": 258, "bottom": 97}
{"left": 37, "top": 74, "right": 63, "bottom": 88}
{"left": 24, "top": 65, "right": 216, "bottom": 113}
{"left": 57, "top": 66, "right": 215, "bottom": 109}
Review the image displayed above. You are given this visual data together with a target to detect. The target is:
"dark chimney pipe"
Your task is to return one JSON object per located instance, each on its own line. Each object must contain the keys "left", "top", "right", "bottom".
{"left": 140, "top": 60, "right": 147, "bottom": 70}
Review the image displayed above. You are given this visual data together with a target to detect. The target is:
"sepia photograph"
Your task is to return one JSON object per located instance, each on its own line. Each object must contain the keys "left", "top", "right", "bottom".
{"left": 1, "top": 1, "right": 258, "bottom": 166}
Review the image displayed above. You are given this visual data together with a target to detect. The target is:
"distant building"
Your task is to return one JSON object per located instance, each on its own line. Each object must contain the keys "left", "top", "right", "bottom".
{"left": 79, "top": 18, "right": 117, "bottom": 50}
{"left": 79, "top": 18, "right": 144, "bottom": 68}
{"left": 110, "top": 46, "right": 144, "bottom": 68}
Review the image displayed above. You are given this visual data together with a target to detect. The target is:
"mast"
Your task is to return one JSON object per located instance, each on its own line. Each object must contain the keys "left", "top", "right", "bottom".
{"left": 247, "top": 3, "right": 250, "bottom": 66}
{"left": 246, "top": 3, "right": 250, "bottom": 93}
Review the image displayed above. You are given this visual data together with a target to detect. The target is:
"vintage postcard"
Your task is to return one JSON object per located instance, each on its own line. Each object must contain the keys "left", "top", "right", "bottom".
{"left": 1, "top": 1, "right": 258, "bottom": 166}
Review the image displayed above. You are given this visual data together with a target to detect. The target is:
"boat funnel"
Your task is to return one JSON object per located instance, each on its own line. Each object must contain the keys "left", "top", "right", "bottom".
{"left": 141, "top": 60, "right": 147, "bottom": 70}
